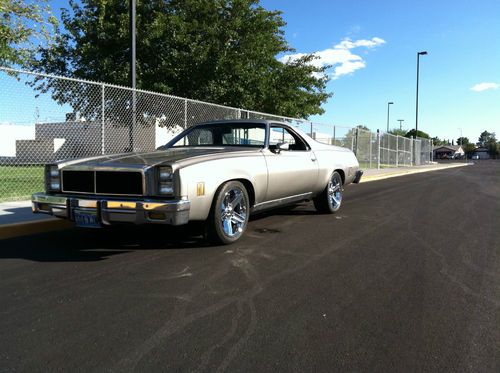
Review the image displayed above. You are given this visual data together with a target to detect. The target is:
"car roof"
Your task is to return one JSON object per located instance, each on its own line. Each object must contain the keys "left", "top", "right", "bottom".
{"left": 197, "top": 119, "right": 291, "bottom": 126}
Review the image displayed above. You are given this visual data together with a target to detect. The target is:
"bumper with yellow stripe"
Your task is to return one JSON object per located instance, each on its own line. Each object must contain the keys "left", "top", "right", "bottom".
{"left": 31, "top": 193, "right": 190, "bottom": 226}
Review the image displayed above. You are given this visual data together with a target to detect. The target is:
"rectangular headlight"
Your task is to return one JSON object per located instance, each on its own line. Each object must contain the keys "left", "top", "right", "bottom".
{"left": 158, "top": 166, "right": 174, "bottom": 195}
{"left": 49, "top": 167, "right": 60, "bottom": 177}
{"left": 159, "top": 182, "right": 174, "bottom": 195}
{"left": 46, "top": 165, "right": 61, "bottom": 192}
{"left": 50, "top": 180, "right": 61, "bottom": 190}
{"left": 159, "top": 166, "right": 173, "bottom": 181}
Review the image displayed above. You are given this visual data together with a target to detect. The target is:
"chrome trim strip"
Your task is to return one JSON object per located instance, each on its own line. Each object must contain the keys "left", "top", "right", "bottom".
{"left": 32, "top": 193, "right": 67, "bottom": 205}
{"left": 78, "top": 200, "right": 98, "bottom": 208}
{"left": 251, "top": 192, "right": 313, "bottom": 212}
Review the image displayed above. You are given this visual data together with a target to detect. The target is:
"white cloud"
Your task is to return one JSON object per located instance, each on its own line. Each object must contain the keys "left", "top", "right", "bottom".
{"left": 280, "top": 37, "right": 386, "bottom": 79}
{"left": 470, "top": 82, "right": 499, "bottom": 92}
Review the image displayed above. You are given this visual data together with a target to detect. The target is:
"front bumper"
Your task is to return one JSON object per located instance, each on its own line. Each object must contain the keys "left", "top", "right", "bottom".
{"left": 32, "top": 193, "right": 190, "bottom": 226}
{"left": 353, "top": 170, "right": 363, "bottom": 183}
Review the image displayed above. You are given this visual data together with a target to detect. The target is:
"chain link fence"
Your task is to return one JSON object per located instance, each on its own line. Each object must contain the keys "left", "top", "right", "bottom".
{"left": 0, "top": 67, "right": 433, "bottom": 201}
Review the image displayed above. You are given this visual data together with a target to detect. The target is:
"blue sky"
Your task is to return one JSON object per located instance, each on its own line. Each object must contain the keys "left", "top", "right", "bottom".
{"left": 1, "top": 0, "right": 499, "bottom": 144}
{"left": 262, "top": 0, "right": 500, "bottom": 143}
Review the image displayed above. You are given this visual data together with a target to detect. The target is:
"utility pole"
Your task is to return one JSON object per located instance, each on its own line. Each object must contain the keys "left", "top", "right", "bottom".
{"left": 398, "top": 119, "right": 404, "bottom": 130}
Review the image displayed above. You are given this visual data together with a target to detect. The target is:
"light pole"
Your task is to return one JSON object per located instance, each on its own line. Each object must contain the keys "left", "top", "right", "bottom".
{"left": 398, "top": 119, "right": 404, "bottom": 130}
{"left": 386, "top": 101, "right": 393, "bottom": 132}
{"left": 129, "top": 0, "right": 136, "bottom": 152}
{"left": 415, "top": 51, "right": 427, "bottom": 136}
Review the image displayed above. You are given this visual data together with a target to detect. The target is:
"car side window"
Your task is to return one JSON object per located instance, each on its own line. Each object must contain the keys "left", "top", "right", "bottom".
{"left": 269, "top": 126, "right": 309, "bottom": 151}
{"left": 172, "top": 128, "right": 213, "bottom": 146}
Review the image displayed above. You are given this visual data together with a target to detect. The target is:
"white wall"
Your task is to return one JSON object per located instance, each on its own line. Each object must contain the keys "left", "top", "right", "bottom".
{"left": 0, "top": 124, "right": 35, "bottom": 157}
{"left": 155, "top": 123, "right": 183, "bottom": 148}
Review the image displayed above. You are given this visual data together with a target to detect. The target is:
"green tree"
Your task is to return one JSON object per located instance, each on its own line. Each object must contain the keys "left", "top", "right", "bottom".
{"left": 431, "top": 136, "right": 447, "bottom": 146}
{"left": 388, "top": 128, "right": 406, "bottom": 137}
{"left": 477, "top": 131, "right": 496, "bottom": 147}
{"left": 31, "top": 0, "right": 330, "bottom": 119}
{"left": 456, "top": 137, "right": 469, "bottom": 146}
{"left": 463, "top": 143, "right": 476, "bottom": 157}
{"left": 0, "top": 0, "right": 58, "bottom": 67}
{"left": 405, "top": 129, "right": 430, "bottom": 139}
{"left": 486, "top": 140, "right": 499, "bottom": 157}
{"left": 340, "top": 125, "right": 370, "bottom": 150}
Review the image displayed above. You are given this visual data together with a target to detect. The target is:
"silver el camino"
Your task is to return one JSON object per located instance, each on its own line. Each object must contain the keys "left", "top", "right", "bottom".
{"left": 32, "top": 120, "right": 362, "bottom": 244}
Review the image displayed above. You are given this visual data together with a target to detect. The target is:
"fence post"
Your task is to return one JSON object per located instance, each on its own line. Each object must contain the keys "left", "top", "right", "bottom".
{"left": 410, "top": 136, "right": 414, "bottom": 166}
{"left": 310, "top": 122, "right": 313, "bottom": 138}
{"left": 396, "top": 135, "right": 399, "bottom": 167}
{"left": 355, "top": 128, "right": 359, "bottom": 155}
{"left": 369, "top": 131, "right": 372, "bottom": 169}
{"left": 184, "top": 99, "right": 188, "bottom": 129}
{"left": 403, "top": 137, "right": 406, "bottom": 166}
{"left": 333, "top": 125, "right": 336, "bottom": 145}
{"left": 377, "top": 129, "right": 381, "bottom": 170}
{"left": 101, "top": 83, "right": 105, "bottom": 155}
{"left": 387, "top": 134, "right": 390, "bottom": 167}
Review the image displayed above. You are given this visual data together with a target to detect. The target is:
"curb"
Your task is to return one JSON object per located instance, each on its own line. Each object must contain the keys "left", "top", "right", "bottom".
{"left": 0, "top": 218, "right": 73, "bottom": 240}
{"left": 360, "top": 163, "right": 470, "bottom": 183}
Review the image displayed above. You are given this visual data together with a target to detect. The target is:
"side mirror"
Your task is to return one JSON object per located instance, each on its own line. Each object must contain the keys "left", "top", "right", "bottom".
{"left": 276, "top": 142, "right": 289, "bottom": 153}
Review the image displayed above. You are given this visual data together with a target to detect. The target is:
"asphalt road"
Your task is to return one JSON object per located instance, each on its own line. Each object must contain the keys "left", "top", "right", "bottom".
{"left": 1, "top": 161, "right": 498, "bottom": 372}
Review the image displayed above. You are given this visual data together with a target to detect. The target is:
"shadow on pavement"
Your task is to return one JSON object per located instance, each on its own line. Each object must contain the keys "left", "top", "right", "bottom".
{"left": 0, "top": 224, "right": 211, "bottom": 262}
{"left": 0, "top": 203, "right": 330, "bottom": 262}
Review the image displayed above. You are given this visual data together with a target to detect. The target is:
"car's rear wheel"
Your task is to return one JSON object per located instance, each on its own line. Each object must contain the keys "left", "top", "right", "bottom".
{"left": 206, "top": 181, "right": 249, "bottom": 244}
{"left": 313, "top": 171, "right": 343, "bottom": 213}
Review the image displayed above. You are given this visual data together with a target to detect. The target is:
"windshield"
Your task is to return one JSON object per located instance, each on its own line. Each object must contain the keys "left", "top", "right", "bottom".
{"left": 170, "top": 123, "right": 266, "bottom": 148}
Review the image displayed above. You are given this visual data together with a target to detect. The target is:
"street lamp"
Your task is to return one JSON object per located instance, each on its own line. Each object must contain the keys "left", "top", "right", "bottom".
{"left": 398, "top": 119, "right": 404, "bottom": 130}
{"left": 386, "top": 102, "right": 393, "bottom": 132}
{"left": 415, "top": 51, "right": 427, "bottom": 136}
{"left": 129, "top": 0, "right": 137, "bottom": 152}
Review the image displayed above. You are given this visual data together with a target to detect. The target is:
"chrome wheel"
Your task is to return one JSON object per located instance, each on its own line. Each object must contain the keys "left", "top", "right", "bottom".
{"left": 220, "top": 186, "right": 248, "bottom": 237}
{"left": 313, "top": 171, "right": 343, "bottom": 214}
{"left": 327, "top": 173, "right": 342, "bottom": 211}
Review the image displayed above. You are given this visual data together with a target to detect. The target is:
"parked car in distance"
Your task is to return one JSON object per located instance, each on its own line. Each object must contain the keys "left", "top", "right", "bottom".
{"left": 471, "top": 154, "right": 479, "bottom": 160}
{"left": 32, "top": 120, "right": 362, "bottom": 244}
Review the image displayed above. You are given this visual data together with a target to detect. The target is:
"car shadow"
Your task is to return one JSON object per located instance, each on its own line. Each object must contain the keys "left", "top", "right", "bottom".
{"left": 1, "top": 203, "right": 327, "bottom": 263}
{"left": 0, "top": 224, "right": 212, "bottom": 262}
{"left": 249, "top": 202, "right": 320, "bottom": 222}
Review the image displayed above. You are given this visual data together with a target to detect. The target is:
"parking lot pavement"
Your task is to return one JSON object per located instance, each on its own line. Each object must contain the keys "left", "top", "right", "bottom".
{"left": 0, "top": 161, "right": 498, "bottom": 372}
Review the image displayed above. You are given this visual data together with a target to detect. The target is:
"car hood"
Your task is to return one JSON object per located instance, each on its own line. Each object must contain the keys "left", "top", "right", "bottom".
{"left": 57, "top": 147, "right": 262, "bottom": 170}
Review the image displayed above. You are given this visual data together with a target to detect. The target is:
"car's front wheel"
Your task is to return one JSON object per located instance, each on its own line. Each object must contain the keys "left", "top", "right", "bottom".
{"left": 206, "top": 181, "right": 250, "bottom": 244}
{"left": 313, "top": 171, "right": 343, "bottom": 213}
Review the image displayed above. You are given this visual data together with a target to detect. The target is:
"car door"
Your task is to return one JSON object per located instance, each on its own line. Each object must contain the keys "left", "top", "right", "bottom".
{"left": 263, "top": 125, "right": 319, "bottom": 201}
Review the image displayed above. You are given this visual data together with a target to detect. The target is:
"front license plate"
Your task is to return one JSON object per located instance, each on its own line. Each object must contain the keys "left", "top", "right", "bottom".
{"left": 74, "top": 210, "right": 101, "bottom": 228}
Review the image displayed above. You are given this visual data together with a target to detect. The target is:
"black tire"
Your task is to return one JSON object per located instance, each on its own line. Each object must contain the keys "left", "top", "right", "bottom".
{"left": 313, "top": 171, "right": 343, "bottom": 214}
{"left": 206, "top": 181, "right": 250, "bottom": 244}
